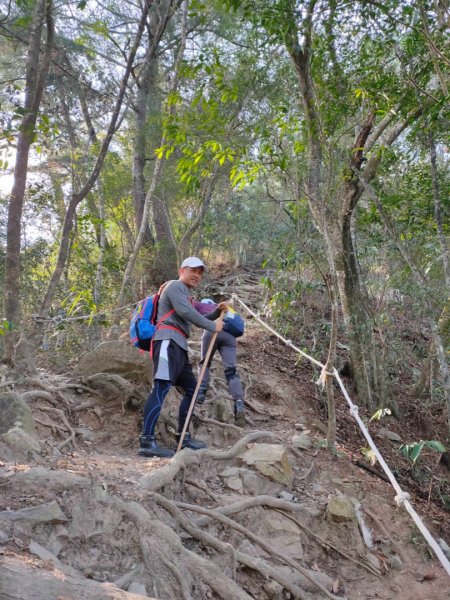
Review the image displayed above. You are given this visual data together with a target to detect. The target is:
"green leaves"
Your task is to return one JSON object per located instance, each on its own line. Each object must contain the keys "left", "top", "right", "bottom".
{"left": 400, "top": 440, "right": 447, "bottom": 465}
{"left": 0, "top": 319, "right": 14, "bottom": 336}
{"left": 369, "top": 407, "right": 392, "bottom": 422}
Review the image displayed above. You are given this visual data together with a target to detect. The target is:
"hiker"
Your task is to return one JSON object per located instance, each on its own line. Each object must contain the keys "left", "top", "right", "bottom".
{"left": 194, "top": 299, "right": 245, "bottom": 426}
{"left": 138, "top": 257, "right": 225, "bottom": 458}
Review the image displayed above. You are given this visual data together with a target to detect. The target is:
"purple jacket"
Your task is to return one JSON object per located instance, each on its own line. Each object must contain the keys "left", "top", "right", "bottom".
{"left": 193, "top": 300, "right": 217, "bottom": 316}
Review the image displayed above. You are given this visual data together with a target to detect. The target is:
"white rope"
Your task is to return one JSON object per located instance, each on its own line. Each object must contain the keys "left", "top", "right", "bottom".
{"left": 232, "top": 293, "right": 450, "bottom": 578}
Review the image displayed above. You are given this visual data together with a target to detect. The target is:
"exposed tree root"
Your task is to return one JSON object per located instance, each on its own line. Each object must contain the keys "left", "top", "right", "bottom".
{"left": 152, "top": 492, "right": 316, "bottom": 600}
{"left": 83, "top": 373, "right": 138, "bottom": 413}
{"left": 273, "top": 508, "right": 382, "bottom": 578}
{"left": 72, "top": 400, "right": 99, "bottom": 413}
{"left": 37, "top": 405, "right": 77, "bottom": 450}
{"left": 363, "top": 507, "right": 407, "bottom": 563}
{"left": 184, "top": 478, "right": 219, "bottom": 501}
{"left": 196, "top": 413, "right": 243, "bottom": 432}
{"left": 139, "top": 431, "right": 276, "bottom": 492}
{"left": 173, "top": 499, "right": 343, "bottom": 600}
{"left": 106, "top": 494, "right": 252, "bottom": 600}
{"left": 193, "top": 494, "right": 321, "bottom": 528}
{"left": 0, "top": 379, "right": 16, "bottom": 389}
{"left": 243, "top": 396, "right": 266, "bottom": 415}
{"left": 22, "top": 390, "right": 59, "bottom": 406}
{"left": 34, "top": 415, "right": 66, "bottom": 438}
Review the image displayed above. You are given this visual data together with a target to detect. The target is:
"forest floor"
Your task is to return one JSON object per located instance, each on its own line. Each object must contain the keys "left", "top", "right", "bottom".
{"left": 1, "top": 272, "right": 449, "bottom": 599}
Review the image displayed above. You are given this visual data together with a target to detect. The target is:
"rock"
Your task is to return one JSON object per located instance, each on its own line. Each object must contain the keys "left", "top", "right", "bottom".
{"left": 220, "top": 467, "right": 240, "bottom": 478}
{"left": 262, "top": 511, "right": 303, "bottom": 559}
{"left": 75, "top": 427, "right": 93, "bottom": 441}
{"left": 128, "top": 582, "right": 147, "bottom": 595}
{"left": 279, "top": 491, "right": 294, "bottom": 502}
{"left": 378, "top": 428, "right": 402, "bottom": 443}
{"left": 0, "top": 500, "right": 68, "bottom": 525}
{"left": 291, "top": 433, "right": 312, "bottom": 450}
{"left": 213, "top": 397, "right": 235, "bottom": 423}
{"left": 238, "top": 539, "right": 258, "bottom": 558}
{"left": 240, "top": 469, "right": 283, "bottom": 496}
{"left": 389, "top": 554, "right": 404, "bottom": 570}
{"left": 327, "top": 495, "right": 355, "bottom": 522}
{"left": 0, "top": 529, "right": 10, "bottom": 544}
{"left": 225, "top": 476, "right": 243, "bottom": 493}
{"left": 0, "top": 392, "right": 35, "bottom": 435}
{"left": 29, "top": 541, "right": 62, "bottom": 567}
{"left": 47, "top": 526, "right": 68, "bottom": 557}
{"left": 11, "top": 467, "right": 89, "bottom": 490}
{"left": 239, "top": 444, "right": 293, "bottom": 485}
{"left": 1, "top": 554, "right": 159, "bottom": 599}
{"left": 0, "top": 426, "right": 41, "bottom": 458}
{"left": 74, "top": 340, "right": 152, "bottom": 383}
{"left": 263, "top": 578, "right": 284, "bottom": 598}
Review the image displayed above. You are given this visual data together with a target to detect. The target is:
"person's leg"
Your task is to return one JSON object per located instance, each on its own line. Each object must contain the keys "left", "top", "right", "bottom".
{"left": 176, "top": 355, "right": 207, "bottom": 450}
{"left": 197, "top": 331, "right": 216, "bottom": 404}
{"left": 139, "top": 340, "right": 178, "bottom": 458}
{"left": 218, "top": 332, "right": 245, "bottom": 425}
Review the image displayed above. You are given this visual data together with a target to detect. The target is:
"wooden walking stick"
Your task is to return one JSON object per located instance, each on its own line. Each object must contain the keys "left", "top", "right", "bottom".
{"left": 176, "top": 311, "right": 225, "bottom": 453}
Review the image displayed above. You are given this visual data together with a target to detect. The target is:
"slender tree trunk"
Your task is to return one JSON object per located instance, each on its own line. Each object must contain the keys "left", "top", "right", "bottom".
{"left": 132, "top": 57, "right": 157, "bottom": 246}
{"left": 179, "top": 171, "right": 218, "bottom": 258}
{"left": 93, "top": 182, "right": 106, "bottom": 306}
{"left": 3, "top": 0, "right": 53, "bottom": 362}
{"left": 324, "top": 271, "right": 339, "bottom": 449}
{"left": 113, "top": 2, "right": 187, "bottom": 319}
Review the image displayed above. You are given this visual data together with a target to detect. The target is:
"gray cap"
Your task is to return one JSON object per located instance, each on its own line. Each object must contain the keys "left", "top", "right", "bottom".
{"left": 180, "top": 256, "right": 206, "bottom": 270}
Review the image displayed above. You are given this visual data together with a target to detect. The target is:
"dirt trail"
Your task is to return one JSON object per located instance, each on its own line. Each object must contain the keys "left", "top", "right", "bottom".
{"left": 0, "top": 283, "right": 449, "bottom": 599}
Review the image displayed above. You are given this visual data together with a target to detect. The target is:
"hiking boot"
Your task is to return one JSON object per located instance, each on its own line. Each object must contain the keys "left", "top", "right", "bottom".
{"left": 176, "top": 432, "right": 207, "bottom": 451}
{"left": 196, "top": 389, "right": 207, "bottom": 405}
{"left": 138, "top": 435, "right": 174, "bottom": 458}
{"left": 234, "top": 398, "right": 245, "bottom": 427}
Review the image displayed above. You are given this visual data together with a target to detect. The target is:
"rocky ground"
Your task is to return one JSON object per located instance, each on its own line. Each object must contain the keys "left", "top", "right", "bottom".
{"left": 1, "top": 279, "right": 449, "bottom": 599}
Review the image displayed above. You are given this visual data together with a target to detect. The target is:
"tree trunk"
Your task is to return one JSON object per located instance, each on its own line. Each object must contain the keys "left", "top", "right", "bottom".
{"left": 179, "top": 172, "right": 218, "bottom": 258}
{"left": 335, "top": 213, "right": 379, "bottom": 408}
{"left": 2, "top": 0, "right": 53, "bottom": 362}
{"left": 132, "top": 57, "right": 158, "bottom": 246}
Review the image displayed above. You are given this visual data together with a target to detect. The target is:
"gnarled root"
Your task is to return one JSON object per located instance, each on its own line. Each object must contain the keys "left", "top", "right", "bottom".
{"left": 139, "top": 431, "right": 276, "bottom": 492}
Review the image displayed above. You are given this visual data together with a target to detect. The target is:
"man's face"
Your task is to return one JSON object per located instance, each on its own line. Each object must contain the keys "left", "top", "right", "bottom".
{"left": 179, "top": 266, "right": 204, "bottom": 288}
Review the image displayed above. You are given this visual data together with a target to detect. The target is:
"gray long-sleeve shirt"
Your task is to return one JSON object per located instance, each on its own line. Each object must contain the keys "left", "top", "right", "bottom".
{"left": 153, "top": 280, "right": 219, "bottom": 351}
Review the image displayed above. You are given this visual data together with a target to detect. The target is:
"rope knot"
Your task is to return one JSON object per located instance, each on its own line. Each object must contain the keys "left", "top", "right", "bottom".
{"left": 395, "top": 491, "right": 410, "bottom": 506}
{"left": 349, "top": 405, "right": 359, "bottom": 417}
{"left": 316, "top": 366, "right": 330, "bottom": 389}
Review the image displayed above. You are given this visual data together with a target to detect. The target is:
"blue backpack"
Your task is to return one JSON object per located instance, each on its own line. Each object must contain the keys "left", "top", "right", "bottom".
{"left": 223, "top": 309, "right": 245, "bottom": 338}
{"left": 130, "top": 283, "right": 177, "bottom": 352}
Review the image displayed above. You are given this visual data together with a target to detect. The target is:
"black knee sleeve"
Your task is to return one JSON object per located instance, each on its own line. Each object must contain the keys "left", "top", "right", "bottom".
{"left": 224, "top": 367, "right": 237, "bottom": 382}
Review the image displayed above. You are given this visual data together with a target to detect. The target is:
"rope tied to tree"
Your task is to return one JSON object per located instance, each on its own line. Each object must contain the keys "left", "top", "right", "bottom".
{"left": 394, "top": 492, "right": 411, "bottom": 506}
{"left": 232, "top": 293, "right": 450, "bottom": 579}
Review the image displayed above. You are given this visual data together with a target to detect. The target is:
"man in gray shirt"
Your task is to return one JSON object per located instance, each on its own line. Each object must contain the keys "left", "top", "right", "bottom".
{"left": 139, "top": 256, "right": 224, "bottom": 458}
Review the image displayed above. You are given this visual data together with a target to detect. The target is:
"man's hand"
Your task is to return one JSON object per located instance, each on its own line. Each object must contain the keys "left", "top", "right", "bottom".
{"left": 214, "top": 318, "right": 224, "bottom": 332}
{"left": 216, "top": 301, "right": 229, "bottom": 312}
